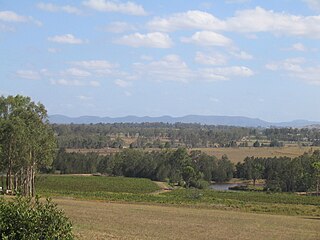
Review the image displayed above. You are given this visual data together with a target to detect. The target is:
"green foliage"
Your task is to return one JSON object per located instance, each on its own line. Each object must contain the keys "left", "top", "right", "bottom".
{"left": 53, "top": 148, "right": 234, "bottom": 187}
{"left": 0, "top": 196, "right": 73, "bottom": 239}
{"left": 0, "top": 95, "right": 56, "bottom": 196}
{"left": 236, "top": 151, "right": 320, "bottom": 192}
{"left": 37, "top": 175, "right": 160, "bottom": 194}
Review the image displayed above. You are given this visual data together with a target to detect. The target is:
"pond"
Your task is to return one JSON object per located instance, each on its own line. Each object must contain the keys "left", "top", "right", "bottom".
{"left": 209, "top": 183, "right": 243, "bottom": 191}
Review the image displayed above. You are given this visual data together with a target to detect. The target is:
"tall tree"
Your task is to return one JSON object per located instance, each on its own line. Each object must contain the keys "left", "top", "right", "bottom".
{"left": 0, "top": 95, "right": 56, "bottom": 196}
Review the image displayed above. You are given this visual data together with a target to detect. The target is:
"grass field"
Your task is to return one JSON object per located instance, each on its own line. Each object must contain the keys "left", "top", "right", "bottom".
{"left": 55, "top": 198, "right": 320, "bottom": 240}
{"left": 36, "top": 175, "right": 320, "bottom": 217}
{"left": 67, "top": 146, "right": 320, "bottom": 163}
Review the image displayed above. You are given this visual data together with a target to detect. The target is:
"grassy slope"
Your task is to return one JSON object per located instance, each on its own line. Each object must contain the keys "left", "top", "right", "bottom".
{"left": 56, "top": 198, "right": 320, "bottom": 240}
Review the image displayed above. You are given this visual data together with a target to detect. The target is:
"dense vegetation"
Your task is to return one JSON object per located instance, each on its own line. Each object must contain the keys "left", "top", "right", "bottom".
{"left": 0, "top": 95, "right": 56, "bottom": 196}
{"left": 235, "top": 151, "right": 320, "bottom": 193}
{"left": 52, "top": 123, "right": 320, "bottom": 149}
{"left": 0, "top": 196, "right": 73, "bottom": 239}
{"left": 52, "top": 148, "right": 234, "bottom": 188}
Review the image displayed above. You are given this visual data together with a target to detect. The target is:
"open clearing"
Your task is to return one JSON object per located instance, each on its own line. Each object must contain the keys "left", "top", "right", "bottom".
{"left": 67, "top": 146, "right": 320, "bottom": 163}
{"left": 55, "top": 198, "right": 320, "bottom": 240}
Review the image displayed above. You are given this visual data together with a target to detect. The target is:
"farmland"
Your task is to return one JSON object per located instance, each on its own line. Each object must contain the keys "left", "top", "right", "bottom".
{"left": 57, "top": 199, "right": 320, "bottom": 240}
{"left": 34, "top": 174, "right": 320, "bottom": 239}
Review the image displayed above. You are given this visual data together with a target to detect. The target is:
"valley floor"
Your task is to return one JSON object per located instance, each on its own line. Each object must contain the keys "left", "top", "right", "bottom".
{"left": 55, "top": 198, "right": 320, "bottom": 240}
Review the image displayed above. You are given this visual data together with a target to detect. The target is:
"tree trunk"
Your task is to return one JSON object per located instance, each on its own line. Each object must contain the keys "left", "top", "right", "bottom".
{"left": 1, "top": 175, "right": 4, "bottom": 193}
{"left": 6, "top": 156, "right": 12, "bottom": 191}
{"left": 31, "top": 163, "right": 36, "bottom": 197}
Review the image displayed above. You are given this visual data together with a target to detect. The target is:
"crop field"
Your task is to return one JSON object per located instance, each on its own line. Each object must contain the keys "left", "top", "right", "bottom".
{"left": 55, "top": 198, "right": 320, "bottom": 240}
{"left": 36, "top": 175, "right": 320, "bottom": 217}
{"left": 193, "top": 146, "right": 320, "bottom": 162}
{"left": 66, "top": 146, "right": 320, "bottom": 163}
{"left": 36, "top": 175, "right": 160, "bottom": 194}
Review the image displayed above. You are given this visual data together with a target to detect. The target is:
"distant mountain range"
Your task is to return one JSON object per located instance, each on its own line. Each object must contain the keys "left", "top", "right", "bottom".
{"left": 48, "top": 114, "right": 320, "bottom": 128}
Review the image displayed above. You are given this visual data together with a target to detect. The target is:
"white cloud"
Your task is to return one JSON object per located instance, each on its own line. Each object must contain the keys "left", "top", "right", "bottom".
{"left": 70, "top": 60, "right": 123, "bottom": 77}
{"left": 51, "top": 79, "right": 100, "bottom": 87}
{"left": 63, "top": 68, "right": 91, "bottom": 78}
{"left": 200, "top": 66, "right": 254, "bottom": 81}
{"left": 78, "top": 95, "right": 92, "bottom": 101}
{"left": 37, "top": 3, "right": 82, "bottom": 15}
{"left": 134, "top": 55, "right": 253, "bottom": 83}
{"left": 229, "top": 50, "right": 253, "bottom": 60}
{"left": 83, "top": 0, "right": 147, "bottom": 16}
{"left": 0, "top": 11, "right": 42, "bottom": 26}
{"left": 117, "top": 32, "right": 173, "bottom": 48}
{"left": 147, "top": 10, "right": 225, "bottom": 32}
{"left": 226, "top": 7, "right": 320, "bottom": 38}
{"left": 0, "top": 11, "right": 28, "bottom": 22}
{"left": 265, "top": 58, "right": 320, "bottom": 85}
{"left": 195, "top": 52, "right": 227, "bottom": 65}
{"left": 48, "top": 34, "right": 85, "bottom": 44}
{"left": 51, "top": 79, "right": 84, "bottom": 86}
{"left": 16, "top": 70, "right": 41, "bottom": 80}
{"left": 147, "top": 7, "right": 320, "bottom": 38}
{"left": 114, "top": 79, "right": 131, "bottom": 88}
{"left": 104, "top": 21, "right": 136, "bottom": 33}
{"left": 181, "top": 31, "right": 232, "bottom": 47}
{"left": 291, "top": 43, "right": 306, "bottom": 51}
{"left": 71, "top": 60, "right": 116, "bottom": 70}
{"left": 304, "top": 0, "right": 320, "bottom": 12}
{"left": 134, "top": 55, "right": 194, "bottom": 83}
{"left": 266, "top": 58, "right": 305, "bottom": 72}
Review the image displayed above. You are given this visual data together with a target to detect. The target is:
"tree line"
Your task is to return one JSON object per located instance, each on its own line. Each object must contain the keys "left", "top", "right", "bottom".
{"left": 52, "top": 148, "right": 234, "bottom": 188}
{"left": 235, "top": 151, "right": 320, "bottom": 193}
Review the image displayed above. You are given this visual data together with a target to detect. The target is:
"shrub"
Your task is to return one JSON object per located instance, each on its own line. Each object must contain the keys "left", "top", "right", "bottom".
{"left": 0, "top": 196, "right": 74, "bottom": 240}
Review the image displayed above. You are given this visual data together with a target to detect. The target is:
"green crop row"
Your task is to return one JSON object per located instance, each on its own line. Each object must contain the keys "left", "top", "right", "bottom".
{"left": 36, "top": 175, "right": 160, "bottom": 194}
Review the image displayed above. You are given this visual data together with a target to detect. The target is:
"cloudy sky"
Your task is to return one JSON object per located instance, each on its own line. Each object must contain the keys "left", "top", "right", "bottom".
{"left": 1, "top": 0, "right": 320, "bottom": 122}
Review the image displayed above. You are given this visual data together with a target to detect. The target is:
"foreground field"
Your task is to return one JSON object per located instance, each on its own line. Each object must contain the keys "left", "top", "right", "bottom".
{"left": 67, "top": 146, "right": 320, "bottom": 163}
{"left": 56, "top": 198, "right": 320, "bottom": 240}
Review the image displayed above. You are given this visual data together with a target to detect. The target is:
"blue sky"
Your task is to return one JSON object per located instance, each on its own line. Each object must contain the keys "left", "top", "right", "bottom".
{"left": 1, "top": 0, "right": 320, "bottom": 122}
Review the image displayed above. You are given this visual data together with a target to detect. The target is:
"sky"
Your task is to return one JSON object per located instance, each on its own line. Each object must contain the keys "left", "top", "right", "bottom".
{"left": 1, "top": 0, "right": 320, "bottom": 122}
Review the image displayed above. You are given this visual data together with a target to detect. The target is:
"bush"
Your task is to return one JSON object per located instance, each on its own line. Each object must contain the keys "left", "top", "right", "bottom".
{"left": 0, "top": 196, "right": 74, "bottom": 240}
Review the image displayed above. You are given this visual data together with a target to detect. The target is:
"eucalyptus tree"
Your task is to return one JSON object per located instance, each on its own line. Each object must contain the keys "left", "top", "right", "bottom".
{"left": 0, "top": 95, "right": 56, "bottom": 196}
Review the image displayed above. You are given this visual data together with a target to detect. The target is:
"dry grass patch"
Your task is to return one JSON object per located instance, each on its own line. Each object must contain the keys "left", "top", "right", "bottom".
{"left": 55, "top": 198, "right": 320, "bottom": 240}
